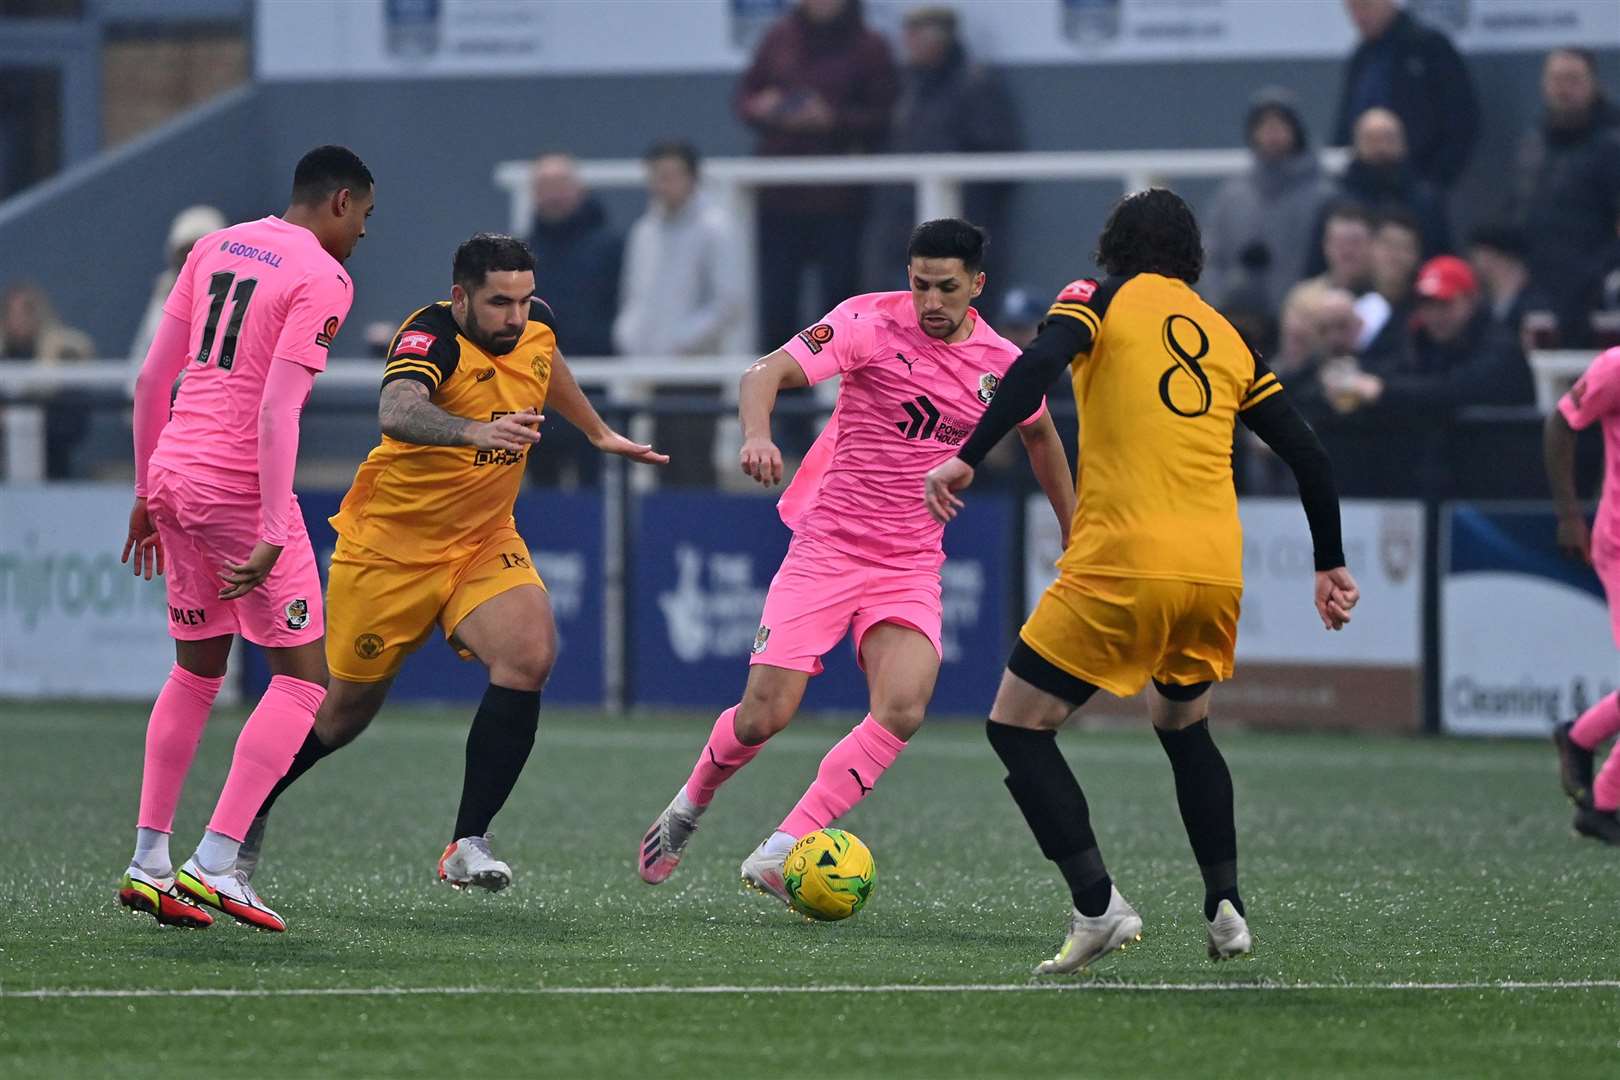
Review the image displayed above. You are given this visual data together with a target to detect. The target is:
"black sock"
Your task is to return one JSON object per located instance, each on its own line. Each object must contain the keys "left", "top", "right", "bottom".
{"left": 1155, "top": 719, "right": 1243, "bottom": 920}
{"left": 254, "top": 729, "right": 336, "bottom": 819}
{"left": 452, "top": 684, "right": 541, "bottom": 841}
{"left": 987, "top": 719, "right": 1112, "bottom": 917}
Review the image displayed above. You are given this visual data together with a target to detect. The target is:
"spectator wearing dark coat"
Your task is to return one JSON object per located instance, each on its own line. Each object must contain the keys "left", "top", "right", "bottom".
{"left": 1305, "top": 108, "right": 1449, "bottom": 278}
{"left": 1201, "top": 86, "right": 1333, "bottom": 318}
{"left": 735, "top": 0, "right": 899, "bottom": 350}
{"left": 1511, "top": 48, "right": 1620, "bottom": 347}
{"left": 1466, "top": 223, "right": 1552, "bottom": 353}
{"left": 865, "top": 6, "right": 1021, "bottom": 297}
{"left": 527, "top": 153, "right": 621, "bottom": 358}
{"left": 1333, "top": 0, "right": 1478, "bottom": 189}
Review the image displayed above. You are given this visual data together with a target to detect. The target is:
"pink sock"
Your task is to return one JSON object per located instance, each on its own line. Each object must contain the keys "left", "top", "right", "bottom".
{"left": 1595, "top": 753, "right": 1620, "bottom": 813}
{"left": 684, "top": 706, "right": 764, "bottom": 807}
{"left": 136, "top": 665, "right": 225, "bottom": 831}
{"left": 1570, "top": 691, "right": 1620, "bottom": 750}
{"left": 206, "top": 675, "right": 325, "bottom": 841}
{"left": 780, "top": 715, "right": 907, "bottom": 837}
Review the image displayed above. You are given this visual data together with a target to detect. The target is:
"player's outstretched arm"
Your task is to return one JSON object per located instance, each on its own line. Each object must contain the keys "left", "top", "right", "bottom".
{"left": 545, "top": 350, "right": 667, "bottom": 465}
{"left": 379, "top": 379, "right": 542, "bottom": 451}
{"left": 1544, "top": 410, "right": 1591, "bottom": 564}
{"left": 738, "top": 349, "right": 808, "bottom": 487}
{"left": 1017, "top": 412, "right": 1076, "bottom": 547}
{"left": 1238, "top": 389, "right": 1356, "bottom": 630}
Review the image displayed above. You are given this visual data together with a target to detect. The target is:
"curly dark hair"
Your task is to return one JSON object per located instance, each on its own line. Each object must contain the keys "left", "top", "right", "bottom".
{"left": 452, "top": 232, "right": 535, "bottom": 291}
{"left": 1093, "top": 188, "right": 1203, "bottom": 284}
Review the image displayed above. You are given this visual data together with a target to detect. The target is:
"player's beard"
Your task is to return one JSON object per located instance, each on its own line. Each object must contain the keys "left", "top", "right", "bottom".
{"left": 921, "top": 312, "right": 963, "bottom": 340}
{"left": 466, "top": 309, "right": 521, "bottom": 355}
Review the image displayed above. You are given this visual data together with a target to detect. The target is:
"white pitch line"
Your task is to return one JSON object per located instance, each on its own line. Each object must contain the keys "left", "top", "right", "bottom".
{"left": 5, "top": 980, "right": 1618, "bottom": 1001}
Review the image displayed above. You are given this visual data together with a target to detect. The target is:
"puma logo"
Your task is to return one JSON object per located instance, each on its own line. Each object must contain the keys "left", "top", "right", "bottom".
{"left": 848, "top": 768, "right": 872, "bottom": 795}
{"left": 709, "top": 747, "right": 733, "bottom": 772}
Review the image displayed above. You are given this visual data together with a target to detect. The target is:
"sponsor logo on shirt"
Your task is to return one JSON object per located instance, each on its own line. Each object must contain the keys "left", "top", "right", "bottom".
{"left": 1056, "top": 279, "right": 1098, "bottom": 304}
{"left": 896, "top": 393, "right": 971, "bottom": 445}
{"left": 395, "top": 330, "right": 436, "bottom": 357}
{"left": 217, "top": 240, "right": 283, "bottom": 269}
{"left": 169, "top": 605, "right": 206, "bottom": 627}
{"left": 284, "top": 598, "right": 310, "bottom": 630}
{"left": 796, "top": 323, "right": 835, "bottom": 355}
{"left": 314, "top": 316, "right": 340, "bottom": 349}
{"left": 977, "top": 372, "right": 1000, "bottom": 404}
{"left": 474, "top": 367, "right": 496, "bottom": 382}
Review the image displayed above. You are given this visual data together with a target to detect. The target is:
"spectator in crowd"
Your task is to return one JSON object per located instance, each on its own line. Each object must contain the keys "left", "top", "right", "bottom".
{"left": 995, "top": 286, "right": 1044, "bottom": 351}
{"left": 128, "top": 204, "right": 225, "bottom": 363}
{"left": 1511, "top": 48, "right": 1620, "bottom": 347}
{"left": 1323, "top": 255, "right": 1533, "bottom": 417}
{"left": 2, "top": 280, "right": 93, "bottom": 364}
{"left": 1333, "top": 0, "right": 1478, "bottom": 190}
{"left": 865, "top": 6, "right": 1021, "bottom": 296}
{"left": 1355, "top": 208, "right": 1423, "bottom": 369}
{"left": 1201, "top": 86, "right": 1333, "bottom": 318}
{"left": 613, "top": 141, "right": 745, "bottom": 487}
{"left": 1585, "top": 200, "right": 1620, "bottom": 345}
{"left": 736, "top": 0, "right": 899, "bottom": 350}
{"left": 1307, "top": 202, "right": 1376, "bottom": 297}
{"left": 1, "top": 280, "right": 95, "bottom": 477}
{"left": 1466, "top": 222, "right": 1550, "bottom": 353}
{"left": 1305, "top": 108, "right": 1449, "bottom": 278}
{"left": 527, "top": 152, "right": 621, "bottom": 358}
{"left": 525, "top": 153, "right": 623, "bottom": 488}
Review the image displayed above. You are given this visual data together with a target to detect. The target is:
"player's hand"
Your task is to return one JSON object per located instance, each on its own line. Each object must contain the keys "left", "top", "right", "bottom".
{"left": 740, "top": 436, "right": 784, "bottom": 487}
{"left": 924, "top": 458, "right": 975, "bottom": 524}
{"left": 469, "top": 411, "right": 544, "bottom": 452}
{"left": 1556, "top": 514, "right": 1593, "bottom": 565}
{"left": 741, "top": 87, "right": 784, "bottom": 121}
{"left": 121, "top": 497, "right": 164, "bottom": 580}
{"left": 219, "top": 541, "right": 283, "bottom": 600}
{"left": 592, "top": 428, "right": 668, "bottom": 465}
{"left": 1314, "top": 566, "right": 1359, "bottom": 631}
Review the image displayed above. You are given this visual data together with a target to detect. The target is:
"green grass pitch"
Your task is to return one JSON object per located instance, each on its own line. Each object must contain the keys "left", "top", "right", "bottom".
{"left": 1, "top": 701, "right": 1615, "bottom": 1078}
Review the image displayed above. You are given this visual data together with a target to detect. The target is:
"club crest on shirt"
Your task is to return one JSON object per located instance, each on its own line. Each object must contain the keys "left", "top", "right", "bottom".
{"left": 355, "top": 633, "right": 384, "bottom": 660}
{"left": 532, "top": 353, "right": 550, "bottom": 382}
{"left": 314, "top": 316, "right": 340, "bottom": 350}
{"left": 796, "top": 323, "right": 835, "bottom": 355}
{"left": 284, "top": 598, "right": 310, "bottom": 631}
{"left": 978, "top": 372, "right": 1001, "bottom": 404}
{"left": 751, "top": 625, "right": 771, "bottom": 655}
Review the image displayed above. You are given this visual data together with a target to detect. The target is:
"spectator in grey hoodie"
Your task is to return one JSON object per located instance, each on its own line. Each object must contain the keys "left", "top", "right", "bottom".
{"left": 1201, "top": 87, "right": 1333, "bottom": 318}
{"left": 614, "top": 141, "right": 745, "bottom": 486}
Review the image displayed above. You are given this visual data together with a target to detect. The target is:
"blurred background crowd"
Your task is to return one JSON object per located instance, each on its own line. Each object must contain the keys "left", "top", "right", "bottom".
{"left": 3, "top": 0, "right": 1617, "bottom": 499}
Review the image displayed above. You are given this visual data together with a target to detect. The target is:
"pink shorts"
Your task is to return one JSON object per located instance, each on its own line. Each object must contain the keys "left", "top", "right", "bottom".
{"left": 146, "top": 465, "right": 324, "bottom": 649}
{"left": 749, "top": 533, "right": 942, "bottom": 675}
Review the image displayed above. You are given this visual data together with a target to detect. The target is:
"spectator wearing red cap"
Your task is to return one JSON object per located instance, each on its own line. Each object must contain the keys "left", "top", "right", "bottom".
{"left": 1324, "top": 254, "right": 1533, "bottom": 415}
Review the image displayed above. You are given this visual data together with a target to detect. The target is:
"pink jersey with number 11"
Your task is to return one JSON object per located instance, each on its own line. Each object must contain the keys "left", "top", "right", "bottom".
{"left": 777, "top": 291, "right": 1045, "bottom": 572}
{"left": 148, "top": 215, "right": 353, "bottom": 492}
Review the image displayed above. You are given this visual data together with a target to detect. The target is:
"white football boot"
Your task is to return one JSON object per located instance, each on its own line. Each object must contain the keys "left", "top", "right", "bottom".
{"left": 1206, "top": 899, "right": 1253, "bottom": 961}
{"left": 739, "top": 836, "right": 793, "bottom": 907}
{"left": 637, "top": 789, "right": 704, "bottom": 884}
{"left": 1035, "top": 885, "right": 1143, "bottom": 975}
{"left": 437, "top": 834, "right": 513, "bottom": 892}
{"left": 174, "top": 857, "right": 286, "bottom": 932}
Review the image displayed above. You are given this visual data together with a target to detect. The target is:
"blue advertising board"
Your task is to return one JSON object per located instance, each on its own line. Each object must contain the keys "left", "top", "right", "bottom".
{"left": 244, "top": 489, "right": 604, "bottom": 704}
{"left": 1441, "top": 503, "right": 1615, "bottom": 735}
{"left": 626, "top": 492, "right": 1016, "bottom": 713}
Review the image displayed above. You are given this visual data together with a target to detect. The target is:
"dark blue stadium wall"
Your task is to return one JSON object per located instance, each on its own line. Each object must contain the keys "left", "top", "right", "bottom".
{"left": 4, "top": 51, "right": 1617, "bottom": 353}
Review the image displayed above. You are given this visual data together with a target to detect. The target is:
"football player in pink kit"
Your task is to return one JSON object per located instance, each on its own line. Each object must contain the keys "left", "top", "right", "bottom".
{"left": 116, "top": 145, "right": 375, "bottom": 930}
{"left": 1549, "top": 346, "right": 1620, "bottom": 846}
{"left": 637, "top": 220, "right": 1076, "bottom": 902}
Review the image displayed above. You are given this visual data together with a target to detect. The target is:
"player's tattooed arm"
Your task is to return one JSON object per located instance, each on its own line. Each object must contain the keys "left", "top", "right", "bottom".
{"left": 379, "top": 379, "right": 541, "bottom": 451}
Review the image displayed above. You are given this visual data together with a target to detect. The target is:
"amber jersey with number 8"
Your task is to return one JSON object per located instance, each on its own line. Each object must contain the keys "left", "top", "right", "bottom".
{"left": 1043, "top": 273, "right": 1282, "bottom": 587}
{"left": 330, "top": 299, "right": 556, "bottom": 565}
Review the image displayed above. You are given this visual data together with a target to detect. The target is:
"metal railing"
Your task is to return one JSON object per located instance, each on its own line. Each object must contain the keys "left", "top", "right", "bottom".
{"left": 493, "top": 146, "right": 1352, "bottom": 348}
